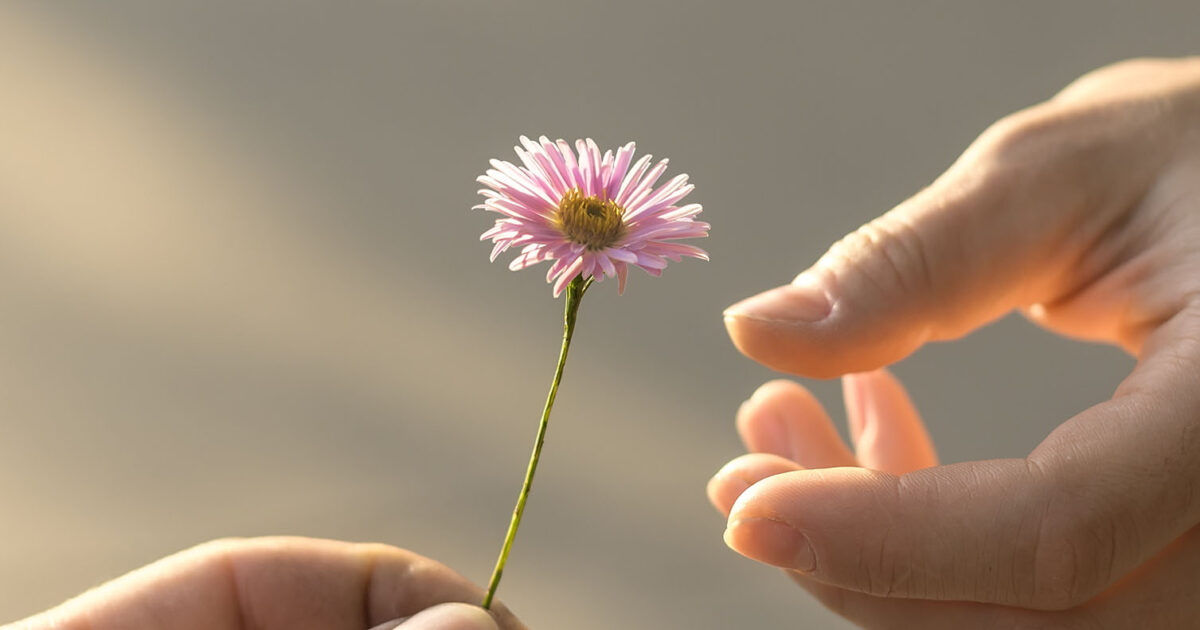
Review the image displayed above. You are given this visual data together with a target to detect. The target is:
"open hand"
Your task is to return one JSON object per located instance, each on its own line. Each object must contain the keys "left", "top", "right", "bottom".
{"left": 714, "top": 57, "right": 1200, "bottom": 628}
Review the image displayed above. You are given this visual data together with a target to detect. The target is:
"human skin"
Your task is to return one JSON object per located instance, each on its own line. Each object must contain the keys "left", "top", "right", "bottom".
{"left": 712, "top": 57, "right": 1200, "bottom": 628}
{"left": 3, "top": 537, "right": 525, "bottom": 630}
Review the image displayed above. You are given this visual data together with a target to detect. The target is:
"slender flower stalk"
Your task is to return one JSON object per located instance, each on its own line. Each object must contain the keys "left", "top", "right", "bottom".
{"left": 481, "top": 275, "right": 590, "bottom": 610}
{"left": 475, "top": 137, "right": 708, "bottom": 608}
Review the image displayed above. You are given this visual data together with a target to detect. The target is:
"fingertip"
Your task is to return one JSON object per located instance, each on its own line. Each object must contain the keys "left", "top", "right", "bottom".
{"left": 722, "top": 467, "right": 892, "bottom": 574}
{"left": 724, "top": 516, "right": 817, "bottom": 573}
{"left": 708, "top": 453, "right": 803, "bottom": 516}
{"left": 724, "top": 307, "right": 906, "bottom": 379}
{"left": 723, "top": 278, "right": 833, "bottom": 324}
{"left": 736, "top": 381, "right": 797, "bottom": 456}
{"left": 724, "top": 280, "right": 849, "bottom": 379}
{"left": 706, "top": 469, "right": 750, "bottom": 517}
{"left": 727, "top": 466, "right": 888, "bottom": 530}
{"left": 720, "top": 309, "right": 835, "bottom": 379}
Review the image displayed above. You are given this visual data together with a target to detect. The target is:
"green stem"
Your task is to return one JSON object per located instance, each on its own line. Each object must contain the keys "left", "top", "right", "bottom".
{"left": 481, "top": 275, "right": 590, "bottom": 610}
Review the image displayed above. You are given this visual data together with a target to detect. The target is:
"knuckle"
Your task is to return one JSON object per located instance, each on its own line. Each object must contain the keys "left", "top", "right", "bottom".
{"left": 1058, "top": 57, "right": 1184, "bottom": 100}
{"left": 825, "top": 214, "right": 950, "bottom": 345}
{"left": 824, "top": 216, "right": 936, "bottom": 304}
{"left": 970, "top": 100, "right": 1118, "bottom": 181}
{"left": 974, "top": 106, "right": 1071, "bottom": 168}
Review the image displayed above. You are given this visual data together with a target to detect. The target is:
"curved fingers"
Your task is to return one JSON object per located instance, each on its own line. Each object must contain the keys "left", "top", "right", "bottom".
{"left": 843, "top": 369, "right": 938, "bottom": 474}
{"left": 726, "top": 319, "right": 1200, "bottom": 611}
{"left": 708, "top": 453, "right": 803, "bottom": 518}
{"left": 737, "top": 379, "right": 856, "bottom": 468}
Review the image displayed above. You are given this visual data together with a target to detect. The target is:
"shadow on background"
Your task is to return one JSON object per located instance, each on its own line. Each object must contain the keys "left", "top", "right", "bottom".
{"left": 3, "top": 2, "right": 1191, "bottom": 628}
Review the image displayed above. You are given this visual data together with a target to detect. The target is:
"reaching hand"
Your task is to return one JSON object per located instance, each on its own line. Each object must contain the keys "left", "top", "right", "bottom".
{"left": 713, "top": 57, "right": 1200, "bottom": 628}
{"left": 6, "top": 537, "right": 525, "bottom": 630}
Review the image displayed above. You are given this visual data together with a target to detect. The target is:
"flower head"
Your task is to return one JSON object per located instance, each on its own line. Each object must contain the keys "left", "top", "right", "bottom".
{"left": 477, "top": 136, "right": 710, "bottom": 296}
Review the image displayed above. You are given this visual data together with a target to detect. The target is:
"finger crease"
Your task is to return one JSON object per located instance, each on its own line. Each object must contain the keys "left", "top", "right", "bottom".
{"left": 220, "top": 548, "right": 250, "bottom": 630}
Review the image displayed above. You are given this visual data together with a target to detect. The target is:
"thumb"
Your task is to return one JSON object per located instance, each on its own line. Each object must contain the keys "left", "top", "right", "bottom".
{"left": 724, "top": 180, "right": 1046, "bottom": 377}
{"left": 723, "top": 102, "right": 1166, "bottom": 378}
{"left": 372, "top": 603, "right": 501, "bottom": 630}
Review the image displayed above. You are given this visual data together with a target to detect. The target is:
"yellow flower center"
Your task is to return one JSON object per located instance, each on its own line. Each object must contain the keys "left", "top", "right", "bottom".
{"left": 555, "top": 188, "right": 626, "bottom": 250}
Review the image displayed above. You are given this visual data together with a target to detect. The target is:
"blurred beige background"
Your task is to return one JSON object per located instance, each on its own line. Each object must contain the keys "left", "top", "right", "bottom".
{"left": 1, "top": 2, "right": 1195, "bottom": 628}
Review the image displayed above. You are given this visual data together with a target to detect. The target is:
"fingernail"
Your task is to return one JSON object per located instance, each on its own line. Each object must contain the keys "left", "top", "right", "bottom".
{"left": 723, "top": 274, "right": 831, "bottom": 323}
{"left": 724, "top": 517, "right": 817, "bottom": 573}
{"left": 389, "top": 603, "right": 498, "bottom": 630}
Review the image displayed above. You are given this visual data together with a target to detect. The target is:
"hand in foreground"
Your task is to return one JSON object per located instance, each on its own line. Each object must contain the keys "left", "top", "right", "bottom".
{"left": 713, "top": 57, "right": 1200, "bottom": 628}
{"left": 5, "top": 537, "right": 525, "bottom": 630}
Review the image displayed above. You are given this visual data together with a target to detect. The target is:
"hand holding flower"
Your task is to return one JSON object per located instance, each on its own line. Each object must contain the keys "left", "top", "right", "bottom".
{"left": 6, "top": 537, "right": 525, "bottom": 630}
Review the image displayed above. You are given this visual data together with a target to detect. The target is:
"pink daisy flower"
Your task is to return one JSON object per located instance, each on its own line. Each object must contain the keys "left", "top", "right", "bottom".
{"left": 477, "top": 136, "right": 710, "bottom": 296}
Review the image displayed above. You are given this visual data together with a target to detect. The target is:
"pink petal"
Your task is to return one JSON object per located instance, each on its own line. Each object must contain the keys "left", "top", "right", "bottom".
{"left": 478, "top": 175, "right": 557, "bottom": 216}
{"left": 587, "top": 139, "right": 603, "bottom": 195}
{"left": 481, "top": 196, "right": 553, "bottom": 222}
{"left": 597, "top": 253, "right": 616, "bottom": 278}
{"left": 641, "top": 242, "right": 710, "bottom": 261}
{"left": 544, "top": 257, "right": 569, "bottom": 282}
{"left": 557, "top": 139, "right": 581, "bottom": 190}
{"left": 599, "top": 149, "right": 614, "bottom": 190}
{"left": 604, "top": 247, "right": 639, "bottom": 264}
{"left": 515, "top": 142, "right": 566, "bottom": 198}
{"left": 626, "top": 175, "right": 693, "bottom": 220}
{"left": 655, "top": 203, "right": 704, "bottom": 221}
{"left": 479, "top": 222, "right": 512, "bottom": 240}
{"left": 580, "top": 252, "right": 596, "bottom": 281}
{"left": 538, "top": 136, "right": 575, "bottom": 191}
{"left": 552, "top": 256, "right": 585, "bottom": 297}
{"left": 575, "top": 139, "right": 595, "bottom": 197}
{"left": 617, "top": 158, "right": 669, "bottom": 207}
{"left": 511, "top": 244, "right": 556, "bottom": 270}
{"left": 606, "top": 142, "right": 636, "bottom": 199}
{"left": 635, "top": 251, "right": 669, "bottom": 269}
{"left": 486, "top": 160, "right": 539, "bottom": 192}
{"left": 614, "top": 154, "right": 652, "bottom": 204}
{"left": 489, "top": 160, "right": 557, "bottom": 206}
{"left": 492, "top": 240, "right": 513, "bottom": 262}
{"left": 507, "top": 249, "right": 537, "bottom": 270}
{"left": 484, "top": 227, "right": 519, "bottom": 243}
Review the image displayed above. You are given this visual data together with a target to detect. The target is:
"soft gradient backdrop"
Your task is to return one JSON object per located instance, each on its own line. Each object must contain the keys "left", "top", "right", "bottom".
{"left": 2, "top": 2, "right": 1195, "bottom": 628}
